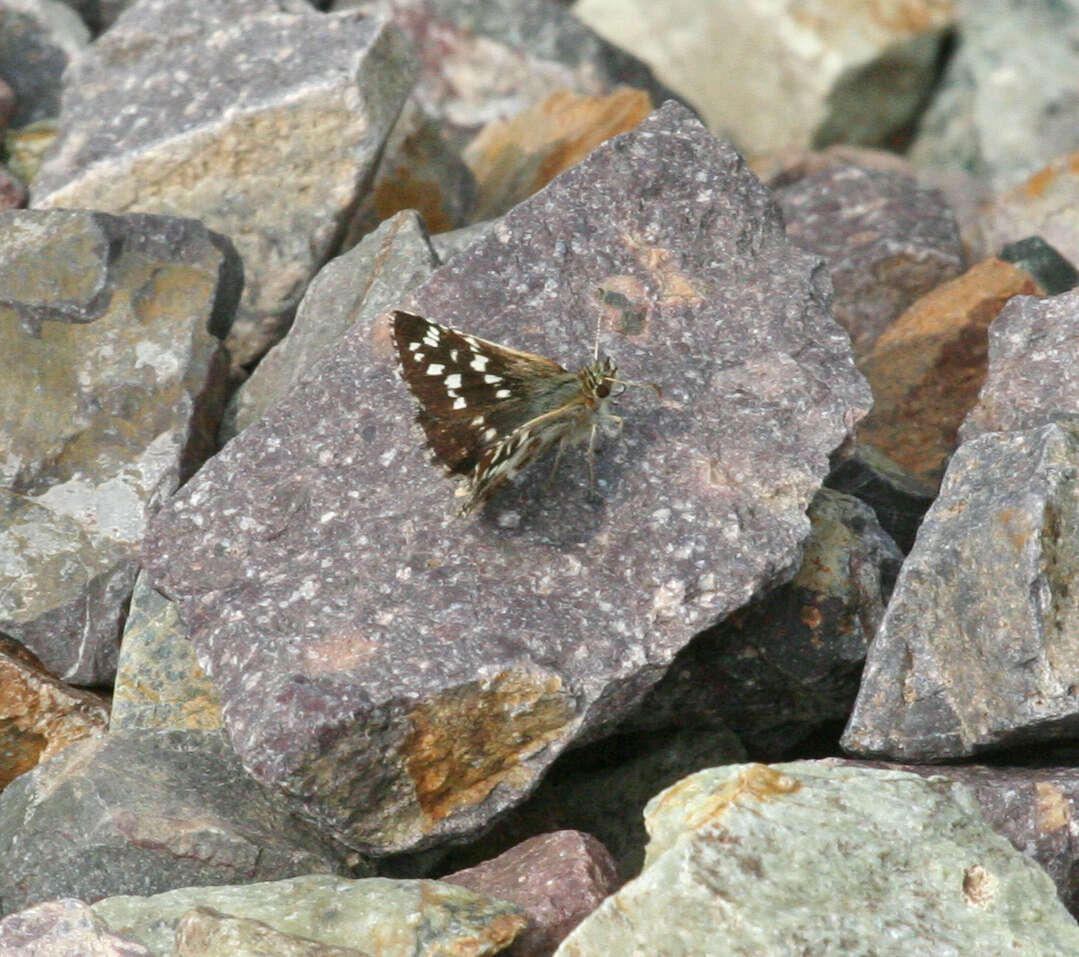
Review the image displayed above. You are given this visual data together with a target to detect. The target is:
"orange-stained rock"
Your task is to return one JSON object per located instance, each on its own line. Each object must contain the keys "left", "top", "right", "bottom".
{"left": 463, "top": 86, "right": 652, "bottom": 220}
{"left": 0, "top": 636, "right": 108, "bottom": 793}
{"left": 857, "top": 258, "right": 1044, "bottom": 484}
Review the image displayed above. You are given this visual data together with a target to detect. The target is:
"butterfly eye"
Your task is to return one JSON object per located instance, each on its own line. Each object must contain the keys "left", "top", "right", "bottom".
{"left": 596, "top": 381, "right": 612, "bottom": 398}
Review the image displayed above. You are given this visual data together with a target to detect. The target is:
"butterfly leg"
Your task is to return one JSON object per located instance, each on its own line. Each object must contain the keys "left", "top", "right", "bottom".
{"left": 543, "top": 436, "right": 569, "bottom": 494}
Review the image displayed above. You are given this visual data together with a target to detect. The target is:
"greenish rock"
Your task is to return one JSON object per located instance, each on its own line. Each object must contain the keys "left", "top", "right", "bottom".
{"left": 0, "top": 209, "right": 239, "bottom": 685}
{"left": 221, "top": 209, "right": 438, "bottom": 441}
{"left": 173, "top": 907, "right": 370, "bottom": 956}
{"left": 556, "top": 762, "right": 1079, "bottom": 956}
{"left": 111, "top": 571, "right": 223, "bottom": 732}
{"left": 94, "top": 875, "right": 526, "bottom": 957}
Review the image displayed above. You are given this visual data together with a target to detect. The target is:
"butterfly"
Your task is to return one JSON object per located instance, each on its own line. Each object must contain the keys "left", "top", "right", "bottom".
{"left": 390, "top": 310, "right": 658, "bottom": 515}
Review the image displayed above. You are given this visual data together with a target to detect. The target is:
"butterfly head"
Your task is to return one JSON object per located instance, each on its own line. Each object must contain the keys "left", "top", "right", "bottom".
{"left": 582, "top": 356, "right": 620, "bottom": 400}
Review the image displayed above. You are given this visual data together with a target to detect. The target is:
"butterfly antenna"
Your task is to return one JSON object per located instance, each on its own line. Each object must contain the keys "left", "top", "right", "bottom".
{"left": 610, "top": 377, "right": 663, "bottom": 399}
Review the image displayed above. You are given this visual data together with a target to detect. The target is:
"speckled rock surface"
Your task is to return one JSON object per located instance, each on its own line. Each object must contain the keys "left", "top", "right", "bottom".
{"left": 0, "top": 210, "right": 238, "bottom": 685}
{"left": 0, "top": 730, "right": 351, "bottom": 917}
{"left": 555, "top": 762, "right": 1079, "bottom": 956}
{"left": 334, "top": 0, "right": 679, "bottom": 150}
{"left": 775, "top": 162, "right": 965, "bottom": 357}
{"left": 444, "top": 830, "right": 618, "bottom": 957}
{"left": 32, "top": 0, "right": 415, "bottom": 366}
{"left": 843, "top": 423, "right": 1079, "bottom": 761}
{"left": 0, "top": 635, "right": 107, "bottom": 792}
{"left": 143, "top": 102, "right": 869, "bottom": 855}
{"left": 625, "top": 488, "right": 901, "bottom": 757}
{"left": 110, "top": 572, "right": 223, "bottom": 733}
{"left": 93, "top": 875, "right": 526, "bottom": 957}
{"left": 910, "top": 0, "right": 1079, "bottom": 192}
{"left": 832, "top": 760, "right": 1079, "bottom": 918}
{"left": 173, "top": 907, "right": 372, "bottom": 957}
{"left": 0, "top": 898, "right": 151, "bottom": 957}
{"left": 960, "top": 286, "right": 1079, "bottom": 443}
{"left": 222, "top": 210, "right": 439, "bottom": 442}
{"left": 857, "top": 257, "right": 1044, "bottom": 484}
{"left": 575, "top": 0, "right": 954, "bottom": 155}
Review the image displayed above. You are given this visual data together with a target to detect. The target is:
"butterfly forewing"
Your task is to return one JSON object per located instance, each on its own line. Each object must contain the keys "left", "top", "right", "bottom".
{"left": 390, "top": 310, "right": 621, "bottom": 514}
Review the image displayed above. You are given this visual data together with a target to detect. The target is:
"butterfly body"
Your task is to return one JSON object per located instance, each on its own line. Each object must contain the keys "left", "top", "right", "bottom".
{"left": 391, "top": 310, "right": 625, "bottom": 514}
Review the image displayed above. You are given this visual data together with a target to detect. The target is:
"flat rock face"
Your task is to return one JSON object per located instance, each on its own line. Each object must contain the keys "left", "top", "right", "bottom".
{"left": 32, "top": 0, "right": 415, "bottom": 365}
{"left": 960, "top": 286, "right": 1079, "bottom": 443}
{"left": 555, "top": 762, "right": 1079, "bottom": 956}
{"left": 143, "top": 102, "right": 869, "bottom": 855}
{"left": 574, "top": 0, "right": 953, "bottom": 154}
{"left": 0, "top": 898, "right": 151, "bottom": 957}
{"left": 93, "top": 875, "right": 526, "bottom": 957}
{"left": 774, "top": 162, "right": 965, "bottom": 357}
{"left": 911, "top": 0, "right": 1079, "bottom": 192}
{"left": 0, "top": 209, "right": 238, "bottom": 684}
{"left": 843, "top": 423, "right": 1079, "bottom": 761}
{"left": 0, "top": 730, "right": 350, "bottom": 917}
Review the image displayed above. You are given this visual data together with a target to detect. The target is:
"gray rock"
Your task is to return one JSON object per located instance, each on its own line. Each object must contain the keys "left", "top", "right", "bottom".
{"left": 774, "top": 162, "right": 965, "bottom": 356}
{"left": 0, "top": 0, "right": 89, "bottom": 127}
{"left": 625, "top": 488, "right": 901, "bottom": 756}
{"left": 32, "top": 0, "right": 415, "bottom": 366}
{"left": 843, "top": 423, "right": 1079, "bottom": 761}
{"left": 173, "top": 907, "right": 371, "bottom": 957}
{"left": 335, "top": 0, "right": 683, "bottom": 149}
{"left": 0, "top": 210, "right": 238, "bottom": 684}
{"left": 110, "top": 571, "right": 223, "bottom": 733}
{"left": 221, "top": 209, "right": 439, "bottom": 441}
{"left": 0, "top": 898, "right": 151, "bottom": 957}
{"left": 93, "top": 875, "right": 527, "bottom": 957}
{"left": 960, "top": 287, "right": 1079, "bottom": 443}
{"left": 444, "top": 831, "right": 618, "bottom": 957}
{"left": 142, "top": 102, "right": 869, "bottom": 855}
{"left": 825, "top": 444, "right": 936, "bottom": 554}
{"left": 574, "top": 0, "right": 953, "bottom": 156}
{"left": 556, "top": 762, "right": 1079, "bottom": 955}
{"left": 0, "top": 730, "right": 352, "bottom": 917}
{"left": 910, "top": 0, "right": 1079, "bottom": 193}
{"left": 429, "top": 219, "right": 494, "bottom": 263}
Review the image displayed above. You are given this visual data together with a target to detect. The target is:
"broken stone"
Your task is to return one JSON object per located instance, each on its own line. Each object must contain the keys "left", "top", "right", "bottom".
{"left": 0, "top": 898, "right": 151, "bottom": 957}
{"left": 774, "top": 162, "right": 965, "bottom": 357}
{"left": 624, "top": 488, "right": 901, "bottom": 757}
{"left": 93, "top": 875, "right": 526, "bottom": 957}
{"left": 32, "top": 0, "right": 415, "bottom": 366}
{"left": 999, "top": 236, "right": 1079, "bottom": 297}
{"left": 843, "top": 423, "right": 1079, "bottom": 761}
{"left": 574, "top": 0, "right": 954, "bottom": 155}
{"left": 0, "top": 209, "right": 238, "bottom": 685}
{"left": 142, "top": 102, "right": 869, "bottom": 855}
{"left": 221, "top": 210, "right": 439, "bottom": 442}
{"left": 444, "top": 830, "right": 618, "bottom": 957}
{"left": 960, "top": 287, "right": 1079, "bottom": 444}
{"left": 0, "top": 635, "right": 108, "bottom": 793}
{"left": 555, "top": 762, "right": 1079, "bottom": 955}
{"left": 857, "top": 257, "right": 1044, "bottom": 485}
{"left": 110, "top": 572, "right": 223, "bottom": 733}
{"left": 0, "top": 730, "right": 353, "bottom": 917}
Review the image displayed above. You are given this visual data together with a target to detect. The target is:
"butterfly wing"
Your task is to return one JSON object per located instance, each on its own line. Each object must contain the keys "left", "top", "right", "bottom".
{"left": 391, "top": 310, "right": 576, "bottom": 477}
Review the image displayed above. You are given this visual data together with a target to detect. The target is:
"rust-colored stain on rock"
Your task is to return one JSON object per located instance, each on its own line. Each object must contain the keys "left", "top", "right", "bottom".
{"left": 405, "top": 671, "right": 574, "bottom": 823}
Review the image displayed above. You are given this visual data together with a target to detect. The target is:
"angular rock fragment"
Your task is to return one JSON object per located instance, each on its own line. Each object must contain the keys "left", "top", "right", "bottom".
{"left": 911, "top": 0, "right": 1079, "bottom": 192}
{"left": 0, "top": 731, "right": 351, "bottom": 917}
{"left": 93, "top": 875, "right": 526, "bottom": 957}
{"left": 960, "top": 286, "right": 1079, "bottom": 443}
{"left": 624, "top": 489, "right": 900, "bottom": 756}
{"left": 574, "top": 0, "right": 954, "bottom": 155}
{"left": 0, "top": 898, "right": 151, "bottom": 957}
{"left": 0, "top": 210, "right": 238, "bottom": 684}
{"left": 857, "top": 257, "right": 1044, "bottom": 484}
{"left": 843, "top": 423, "right": 1079, "bottom": 761}
{"left": 32, "top": 0, "right": 415, "bottom": 366}
{"left": 0, "top": 635, "right": 107, "bottom": 792}
{"left": 143, "top": 102, "right": 869, "bottom": 855}
{"left": 555, "top": 763, "right": 1079, "bottom": 955}
{"left": 774, "top": 162, "right": 965, "bottom": 356}
{"left": 444, "top": 831, "right": 618, "bottom": 957}
{"left": 999, "top": 236, "right": 1079, "bottom": 297}
{"left": 222, "top": 210, "right": 439, "bottom": 441}
{"left": 110, "top": 572, "right": 223, "bottom": 733}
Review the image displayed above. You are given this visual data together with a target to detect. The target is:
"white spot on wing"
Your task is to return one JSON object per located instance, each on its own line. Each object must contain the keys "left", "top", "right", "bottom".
{"left": 426, "top": 364, "right": 444, "bottom": 375}
{"left": 453, "top": 396, "right": 467, "bottom": 409}
{"left": 469, "top": 353, "right": 488, "bottom": 371}
{"left": 445, "top": 374, "right": 462, "bottom": 389}
{"left": 495, "top": 388, "right": 511, "bottom": 398}
{"left": 483, "top": 374, "right": 502, "bottom": 384}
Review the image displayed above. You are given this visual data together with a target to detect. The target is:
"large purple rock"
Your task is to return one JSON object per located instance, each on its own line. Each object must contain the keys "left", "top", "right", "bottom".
{"left": 143, "top": 102, "right": 869, "bottom": 855}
